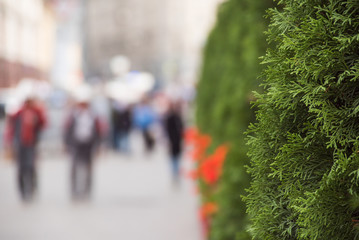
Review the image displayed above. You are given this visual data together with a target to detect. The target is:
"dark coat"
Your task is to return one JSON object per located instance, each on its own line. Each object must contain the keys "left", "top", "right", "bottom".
{"left": 64, "top": 110, "right": 101, "bottom": 152}
{"left": 164, "top": 111, "right": 184, "bottom": 156}
{"left": 117, "top": 108, "right": 132, "bottom": 133}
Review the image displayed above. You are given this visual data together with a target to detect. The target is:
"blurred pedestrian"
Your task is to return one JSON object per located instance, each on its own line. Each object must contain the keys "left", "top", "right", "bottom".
{"left": 164, "top": 101, "right": 184, "bottom": 184}
{"left": 116, "top": 105, "right": 133, "bottom": 153}
{"left": 5, "top": 97, "right": 47, "bottom": 201}
{"left": 110, "top": 100, "right": 120, "bottom": 150}
{"left": 64, "top": 90, "right": 102, "bottom": 201}
{"left": 133, "top": 99, "right": 157, "bottom": 152}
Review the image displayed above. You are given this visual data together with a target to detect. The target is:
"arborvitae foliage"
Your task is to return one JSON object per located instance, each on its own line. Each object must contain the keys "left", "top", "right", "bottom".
{"left": 245, "top": 0, "right": 359, "bottom": 239}
{"left": 196, "top": 0, "right": 274, "bottom": 239}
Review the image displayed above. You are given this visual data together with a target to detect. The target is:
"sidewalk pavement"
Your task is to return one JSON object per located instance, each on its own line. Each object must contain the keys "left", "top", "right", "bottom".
{"left": 0, "top": 136, "right": 203, "bottom": 240}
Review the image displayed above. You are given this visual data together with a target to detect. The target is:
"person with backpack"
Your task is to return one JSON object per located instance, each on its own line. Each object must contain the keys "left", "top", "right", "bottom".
{"left": 133, "top": 98, "right": 157, "bottom": 152}
{"left": 5, "top": 97, "right": 47, "bottom": 202}
{"left": 64, "top": 90, "right": 102, "bottom": 201}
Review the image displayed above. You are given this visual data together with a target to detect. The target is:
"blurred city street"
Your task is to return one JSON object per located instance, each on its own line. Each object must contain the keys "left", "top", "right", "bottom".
{"left": 0, "top": 134, "right": 202, "bottom": 240}
{"left": 0, "top": 0, "right": 223, "bottom": 239}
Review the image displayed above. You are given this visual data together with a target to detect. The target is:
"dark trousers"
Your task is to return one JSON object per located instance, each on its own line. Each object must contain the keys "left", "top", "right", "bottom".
{"left": 16, "top": 145, "right": 37, "bottom": 201}
{"left": 117, "top": 130, "right": 130, "bottom": 153}
{"left": 142, "top": 129, "right": 155, "bottom": 152}
{"left": 71, "top": 143, "right": 93, "bottom": 200}
{"left": 170, "top": 154, "right": 180, "bottom": 179}
{"left": 169, "top": 141, "right": 182, "bottom": 184}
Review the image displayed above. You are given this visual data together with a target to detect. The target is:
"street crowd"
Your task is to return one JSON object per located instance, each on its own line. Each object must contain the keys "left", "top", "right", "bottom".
{"left": 3, "top": 90, "right": 185, "bottom": 202}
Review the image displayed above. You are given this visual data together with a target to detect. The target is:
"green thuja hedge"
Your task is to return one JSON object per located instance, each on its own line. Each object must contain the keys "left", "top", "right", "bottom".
{"left": 196, "top": 0, "right": 274, "bottom": 239}
{"left": 246, "top": 0, "right": 359, "bottom": 239}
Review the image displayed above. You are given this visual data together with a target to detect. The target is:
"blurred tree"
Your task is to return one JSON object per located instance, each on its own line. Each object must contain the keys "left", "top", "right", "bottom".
{"left": 196, "top": 0, "right": 274, "bottom": 239}
{"left": 246, "top": 0, "right": 359, "bottom": 239}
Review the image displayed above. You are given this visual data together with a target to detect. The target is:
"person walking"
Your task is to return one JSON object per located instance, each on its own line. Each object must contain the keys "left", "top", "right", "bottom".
{"left": 110, "top": 99, "right": 120, "bottom": 150}
{"left": 5, "top": 97, "right": 46, "bottom": 202}
{"left": 116, "top": 105, "right": 132, "bottom": 153}
{"left": 64, "top": 91, "right": 102, "bottom": 201}
{"left": 164, "top": 101, "right": 184, "bottom": 184}
{"left": 133, "top": 99, "right": 157, "bottom": 152}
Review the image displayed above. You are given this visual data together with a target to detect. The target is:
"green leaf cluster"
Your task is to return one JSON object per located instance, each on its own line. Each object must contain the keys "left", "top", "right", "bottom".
{"left": 196, "top": 0, "right": 274, "bottom": 239}
{"left": 245, "top": 0, "right": 359, "bottom": 239}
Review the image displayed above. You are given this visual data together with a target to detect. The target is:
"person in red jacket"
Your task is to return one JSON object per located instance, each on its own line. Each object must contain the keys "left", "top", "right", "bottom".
{"left": 5, "top": 97, "right": 46, "bottom": 202}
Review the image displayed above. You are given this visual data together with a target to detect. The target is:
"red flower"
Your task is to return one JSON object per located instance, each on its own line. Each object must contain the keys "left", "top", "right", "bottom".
{"left": 184, "top": 128, "right": 212, "bottom": 162}
{"left": 191, "top": 134, "right": 212, "bottom": 161}
{"left": 200, "top": 202, "right": 219, "bottom": 217}
{"left": 184, "top": 127, "right": 199, "bottom": 144}
{"left": 199, "top": 145, "right": 229, "bottom": 185}
{"left": 187, "top": 170, "right": 199, "bottom": 180}
{"left": 199, "top": 202, "right": 218, "bottom": 238}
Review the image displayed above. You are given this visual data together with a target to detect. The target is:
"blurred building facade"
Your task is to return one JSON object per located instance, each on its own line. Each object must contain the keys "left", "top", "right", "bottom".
{"left": 51, "top": 0, "right": 84, "bottom": 90}
{"left": 0, "top": 0, "right": 56, "bottom": 88}
{"left": 83, "top": 0, "right": 223, "bottom": 84}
